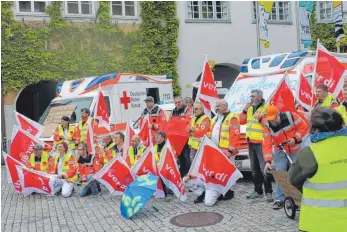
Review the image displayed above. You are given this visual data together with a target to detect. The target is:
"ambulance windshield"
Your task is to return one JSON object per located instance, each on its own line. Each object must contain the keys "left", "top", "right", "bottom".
{"left": 39, "top": 97, "right": 93, "bottom": 125}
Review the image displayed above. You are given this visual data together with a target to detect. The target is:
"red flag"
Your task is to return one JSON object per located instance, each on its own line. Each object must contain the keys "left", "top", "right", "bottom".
{"left": 14, "top": 111, "right": 44, "bottom": 137}
{"left": 10, "top": 125, "right": 46, "bottom": 163}
{"left": 158, "top": 140, "right": 187, "bottom": 201}
{"left": 199, "top": 62, "right": 218, "bottom": 100}
{"left": 270, "top": 74, "right": 296, "bottom": 112}
{"left": 199, "top": 98, "right": 213, "bottom": 118}
{"left": 123, "top": 120, "right": 136, "bottom": 161}
{"left": 94, "top": 156, "right": 134, "bottom": 196}
{"left": 3, "top": 152, "right": 24, "bottom": 193}
{"left": 94, "top": 91, "right": 110, "bottom": 131}
{"left": 315, "top": 42, "right": 347, "bottom": 102}
{"left": 188, "top": 136, "right": 243, "bottom": 195}
{"left": 138, "top": 115, "right": 150, "bottom": 147}
{"left": 86, "top": 120, "right": 96, "bottom": 155}
{"left": 16, "top": 166, "right": 55, "bottom": 197}
{"left": 159, "top": 117, "right": 190, "bottom": 155}
{"left": 131, "top": 146, "right": 165, "bottom": 198}
{"left": 297, "top": 73, "right": 314, "bottom": 110}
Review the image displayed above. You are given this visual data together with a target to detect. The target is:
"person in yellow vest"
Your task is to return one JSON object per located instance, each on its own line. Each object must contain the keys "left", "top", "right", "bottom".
{"left": 153, "top": 131, "right": 167, "bottom": 163}
{"left": 289, "top": 107, "right": 347, "bottom": 232}
{"left": 100, "top": 135, "right": 116, "bottom": 166}
{"left": 336, "top": 89, "right": 347, "bottom": 125}
{"left": 74, "top": 108, "right": 96, "bottom": 145}
{"left": 53, "top": 116, "right": 75, "bottom": 150}
{"left": 126, "top": 135, "right": 147, "bottom": 167}
{"left": 48, "top": 142, "right": 78, "bottom": 198}
{"left": 239, "top": 89, "right": 273, "bottom": 201}
{"left": 314, "top": 84, "right": 340, "bottom": 109}
{"left": 112, "top": 132, "right": 125, "bottom": 156}
{"left": 25, "top": 144, "right": 49, "bottom": 172}
{"left": 188, "top": 102, "right": 211, "bottom": 161}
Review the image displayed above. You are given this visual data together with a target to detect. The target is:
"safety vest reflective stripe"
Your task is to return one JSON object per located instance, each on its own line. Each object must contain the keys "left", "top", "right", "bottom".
{"left": 247, "top": 128, "right": 263, "bottom": 133}
{"left": 295, "top": 132, "right": 302, "bottom": 140}
{"left": 304, "top": 180, "right": 347, "bottom": 191}
{"left": 263, "top": 154, "right": 272, "bottom": 160}
{"left": 246, "top": 104, "right": 267, "bottom": 141}
{"left": 189, "top": 115, "right": 209, "bottom": 150}
{"left": 214, "top": 112, "right": 239, "bottom": 149}
{"left": 58, "top": 125, "right": 75, "bottom": 149}
{"left": 264, "top": 133, "right": 271, "bottom": 136}
{"left": 302, "top": 198, "right": 347, "bottom": 208}
{"left": 30, "top": 153, "right": 49, "bottom": 172}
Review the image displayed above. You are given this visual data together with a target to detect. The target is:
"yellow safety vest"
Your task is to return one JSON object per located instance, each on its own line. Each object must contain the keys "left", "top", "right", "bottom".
{"left": 314, "top": 94, "right": 338, "bottom": 108}
{"left": 188, "top": 115, "right": 210, "bottom": 150}
{"left": 211, "top": 112, "right": 239, "bottom": 150}
{"left": 128, "top": 145, "right": 147, "bottom": 166}
{"left": 51, "top": 153, "right": 78, "bottom": 182}
{"left": 153, "top": 144, "right": 165, "bottom": 163}
{"left": 29, "top": 152, "right": 49, "bottom": 172}
{"left": 246, "top": 104, "right": 267, "bottom": 141}
{"left": 78, "top": 117, "right": 93, "bottom": 143}
{"left": 336, "top": 104, "right": 347, "bottom": 126}
{"left": 57, "top": 125, "right": 75, "bottom": 150}
{"left": 300, "top": 136, "right": 347, "bottom": 232}
{"left": 103, "top": 142, "right": 116, "bottom": 164}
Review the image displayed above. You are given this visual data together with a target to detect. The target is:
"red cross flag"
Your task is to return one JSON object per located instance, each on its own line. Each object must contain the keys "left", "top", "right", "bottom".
{"left": 16, "top": 165, "right": 56, "bottom": 197}
{"left": 158, "top": 140, "right": 187, "bottom": 201}
{"left": 3, "top": 152, "right": 24, "bottom": 193}
{"left": 94, "top": 91, "right": 110, "bottom": 131}
{"left": 188, "top": 136, "right": 243, "bottom": 195}
{"left": 10, "top": 125, "right": 46, "bottom": 163}
{"left": 131, "top": 146, "right": 165, "bottom": 198}
{"left": 94, "top": 156, "right": 134, "bottom": 196}
{"left": 14, "top": 111, "right": 44, "bottom": 137}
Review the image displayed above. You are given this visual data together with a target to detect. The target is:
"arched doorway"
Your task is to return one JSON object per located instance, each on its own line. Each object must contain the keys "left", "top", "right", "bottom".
{"left": 16, "top": 80, "right": 58, "bottom": 122}
{"left": 193, "top": 63, "right": 240, "bottom": 100}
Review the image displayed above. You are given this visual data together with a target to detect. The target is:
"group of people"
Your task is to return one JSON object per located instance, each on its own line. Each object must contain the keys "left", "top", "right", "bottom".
{"left": 26, "top": 84, "right": 347, "bottom": 231}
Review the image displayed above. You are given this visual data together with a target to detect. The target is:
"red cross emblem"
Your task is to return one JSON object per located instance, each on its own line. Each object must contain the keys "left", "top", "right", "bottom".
{"left": 120, "top": 91, "right": 131, "bottom": 110}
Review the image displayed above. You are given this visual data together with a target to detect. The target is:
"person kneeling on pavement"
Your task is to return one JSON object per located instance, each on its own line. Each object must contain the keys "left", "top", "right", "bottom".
{"left": 263, "top": 106, "right": 309, "bottom": 209}
{"left": 48, "top": 142, "right": 78, "bottom": 197}
{"left": 77, "top": 143, "right": 102, "bottom": 197}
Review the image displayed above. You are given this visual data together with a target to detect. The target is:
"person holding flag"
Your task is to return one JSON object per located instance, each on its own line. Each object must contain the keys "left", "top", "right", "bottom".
{"left": 74, "top": 108, "right": 96, "bottom": 145}
{"left": 25, "top": 144, "right": 49, "bottom": 172}
{"left": 126, "top": 135, "right": 147, "bottom": 167}
{"left": 263, "top": 105, "right": 309, "bottom": 209}
{"left": 153, "top": 131, "right": 168, "bottom": 163}
{"left": 336, "top": 88, "right": 347, "bottom": 125}
{"left": 53, "top": 116, "right": 76, "bottom": 151}
{"left": 239, "top": 89, "right": 273, "bottom": 201}
{"left": 48, "top": 142, "right": 78, "bottom": 198}
{"left": 100, "top": 135, "right": 116, "bottom": 166}
{"left": 314, "top": 85, "right": 340, "bottom": 109}
{"left": 188, "top": 102, "right": 211, "bottom": 161}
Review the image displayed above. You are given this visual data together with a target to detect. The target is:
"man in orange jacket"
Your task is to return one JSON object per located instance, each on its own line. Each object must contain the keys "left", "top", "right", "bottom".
{"left": 263, "top": 106, "right": 309, "bottom": 209}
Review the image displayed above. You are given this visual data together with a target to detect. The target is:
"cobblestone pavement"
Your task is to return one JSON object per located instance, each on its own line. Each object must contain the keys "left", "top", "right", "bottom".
{"left": 1, "top": 167, "right": 299, "bottom": 232}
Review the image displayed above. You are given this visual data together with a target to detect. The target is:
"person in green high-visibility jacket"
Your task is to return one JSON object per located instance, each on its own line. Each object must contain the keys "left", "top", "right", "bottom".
{"left": 289, "top": 107, "right": 347, "bottom": 232}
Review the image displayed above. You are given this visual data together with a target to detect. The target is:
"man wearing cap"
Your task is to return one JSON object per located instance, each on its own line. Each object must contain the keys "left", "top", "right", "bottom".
{"left": 54, "top": 116, "right": 75, "bottom": 150}
{"left": 25, "top": 144, "right": 50, "bottom": 172}
{"left": 263, "top": 105, "right": 309, "bottom": 209}
{"left": 139, "top": 96, "right": 167, "bottom": 142}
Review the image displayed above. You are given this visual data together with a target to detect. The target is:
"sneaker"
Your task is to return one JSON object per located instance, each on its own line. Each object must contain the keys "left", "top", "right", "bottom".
{"left": 223, "top": 190, "right": 234, "bottom": 201}
{"left": 194, "top": 192, "right": 205, "bottom": 204}
{"left": 246, "top": 191, "right": 264, "bottom": 199}
{"left": 272, "top": 200, "right": 284, "bottom": 209}
{"left": 91, "top": 192, "right": 100, "bottom": 198}
{"left": 266, "top": 193, "right": 274, "bottom": 203}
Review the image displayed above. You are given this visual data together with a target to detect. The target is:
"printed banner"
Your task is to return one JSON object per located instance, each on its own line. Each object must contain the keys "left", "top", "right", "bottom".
{"left": 333, "top": 1, "right": 345, "bottom": 47}
{"left": 258, "top": 1, "right": 274, "bottom": 48}
{"left": 299, "top": 1, "right": 314, "bottom": 48}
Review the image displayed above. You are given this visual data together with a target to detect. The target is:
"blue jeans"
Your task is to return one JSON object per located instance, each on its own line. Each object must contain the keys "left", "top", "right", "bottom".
{"left": 80, "top": 175, "right": 99, "bottom": 197}
{"left": 273, "top": 151, "right": 297, "bottom": 201}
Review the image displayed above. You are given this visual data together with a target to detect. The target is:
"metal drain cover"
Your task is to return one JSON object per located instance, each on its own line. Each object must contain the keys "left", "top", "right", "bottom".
{"left": 170, "top": 212, "right": 224, "bottom": 227}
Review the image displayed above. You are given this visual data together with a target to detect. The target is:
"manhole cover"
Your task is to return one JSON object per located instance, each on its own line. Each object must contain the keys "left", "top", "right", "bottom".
{"left": 170, "top": 212, "right": 223, "bottom": 228}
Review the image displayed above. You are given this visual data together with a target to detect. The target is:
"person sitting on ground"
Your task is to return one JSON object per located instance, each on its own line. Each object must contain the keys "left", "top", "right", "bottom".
{"left": 112, "top": 132, "right": 125, "bottom": 155}
{"left": 101, "top": 135, "right": 116, "bottom": 166}
{"left": 25, "top": 144, "right": 49, "bottom": 172}
{"left": 126, "top": 135, "right": 147, "bottom": 167}
{"left": 289, "top": 107, "right": 347, "bottom": 232}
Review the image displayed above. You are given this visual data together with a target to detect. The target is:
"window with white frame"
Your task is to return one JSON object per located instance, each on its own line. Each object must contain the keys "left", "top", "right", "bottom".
{"left": 66, "top": 1, "right": 93, "bottom": 16}
{"left": 317, "top": 1, "right": 347, "bottom": 23}
{"left": 187, "top": 1, "right": 229, "bottom": 20}
{"left": 111, "top": 1, "right": 137, "bottom": 17}
{"left": 253, "top": 1, "right": 291, "bottom": 22}
{"left": 17, "top": 1, "right": 47, "bottom": 14}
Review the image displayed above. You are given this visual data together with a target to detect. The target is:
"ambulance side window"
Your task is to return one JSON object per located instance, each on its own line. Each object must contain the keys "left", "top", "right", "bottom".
{"left": 146, "top": 88, "right": 160, "bottom": 103}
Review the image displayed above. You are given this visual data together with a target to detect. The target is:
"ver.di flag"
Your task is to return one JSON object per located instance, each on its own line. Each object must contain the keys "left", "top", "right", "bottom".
{"left": 130, "top": 146, "right": 165, "bottom": 198}
{"left": 94, "top": 91, "right": 111, "bottom": 131}
{"left": 258, "top": 1, "right": 274, "bottom": 48}
{"left": 3, "top": 152, "right": 24, "bottom": 193}
{"left": 158, "top": 140, "right": 187, "bottom": 201}
{"left": 16, "top": 165, "right": 56, "bottom": 197}
{"left": 270, "top": 73, "right": 296, "bottom": 112}
{"left": 297, "top": 73, "right": 314, "bottom": 110}
{"left": 188, "top": 136, "right": 243, "bottom": 195}
{"left": 14, "top": 111, "right": 44, "bottom": 137}
{"left": 94, "top": 156, "right": 134, "bottom": 196}
{"left": 10, "top": 125, "right": 46, "bottom": 163}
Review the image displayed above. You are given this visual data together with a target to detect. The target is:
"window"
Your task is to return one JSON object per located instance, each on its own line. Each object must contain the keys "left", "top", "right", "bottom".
{"left": 17, "top": 1, "right": 47, "bottom": 14}
{"left": 253, "top": 1, "right": 291, "bottom": 23}
{"left": 66, "top": 1, "right": 93, "bottom": 16}
{"left": 187, "top": 1, "right": 229, "bottom": 21}
{"left": 318, "top": 1, "right": 333, "bottom": 21}
{"left": 111, "top": 1, "right": 137, "bottom": 17}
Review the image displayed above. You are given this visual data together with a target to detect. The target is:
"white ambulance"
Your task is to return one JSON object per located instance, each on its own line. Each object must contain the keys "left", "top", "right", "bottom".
{"left": 38, "top": 72, "right": 173, "bottom": 144}
{"left": 225, "top": 50, "right": 347, "bottom": 171}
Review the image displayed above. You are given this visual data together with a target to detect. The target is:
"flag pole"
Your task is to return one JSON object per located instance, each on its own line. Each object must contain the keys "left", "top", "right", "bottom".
{"left": 195, "top": 54, "right": 208, "bottom": 104}
{"left": 256, "top": 1, "right": 261, "bottom": 57}
{"left": 310, "top": 39, "right": 320, "bottom": 112}
{"left": 295, "top": 1, "right": 301, "bottom": 51}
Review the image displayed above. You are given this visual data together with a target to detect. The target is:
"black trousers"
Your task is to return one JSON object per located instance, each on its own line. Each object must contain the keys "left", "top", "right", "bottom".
{"left": 177, "top": 143, "right": 191, "bottom": 177}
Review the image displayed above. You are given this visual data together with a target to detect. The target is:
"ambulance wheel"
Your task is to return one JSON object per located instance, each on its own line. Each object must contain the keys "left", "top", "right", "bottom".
{"left": 284, "top": 197, "right": 296, "bottom": 219}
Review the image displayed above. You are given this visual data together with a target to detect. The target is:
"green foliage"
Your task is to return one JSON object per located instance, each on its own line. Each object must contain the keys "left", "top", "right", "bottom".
{"left": 1, "top": 1, "right": 182, "bottom": 96}
{"left": 310, "top": 4, "right": 347, "bottom": 52}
